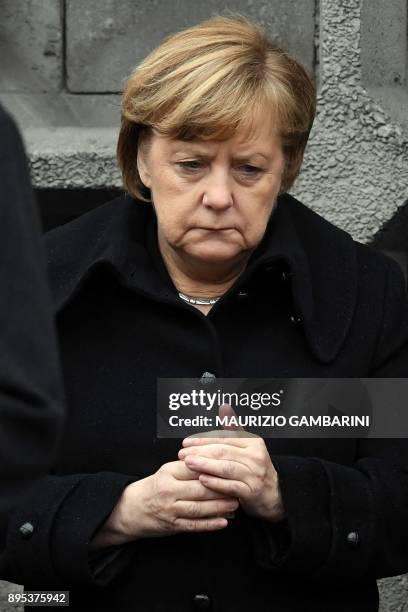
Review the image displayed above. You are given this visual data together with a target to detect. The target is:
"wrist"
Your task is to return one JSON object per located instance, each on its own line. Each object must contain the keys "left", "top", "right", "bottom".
{"left": 264, "top": 498, "right": 286, "bottom": 522}
{"left": 90, "top": 480, "right": 147, "bottom": 549}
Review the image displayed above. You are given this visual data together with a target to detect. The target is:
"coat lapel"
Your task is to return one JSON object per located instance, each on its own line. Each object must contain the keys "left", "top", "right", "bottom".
{"left": 266, "top": 194, "right": 358, "bottom": 363}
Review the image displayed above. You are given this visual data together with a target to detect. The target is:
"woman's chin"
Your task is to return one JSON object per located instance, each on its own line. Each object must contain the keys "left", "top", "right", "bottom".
{"left": 186, "top": 242, "right": 245, "bottom": 264}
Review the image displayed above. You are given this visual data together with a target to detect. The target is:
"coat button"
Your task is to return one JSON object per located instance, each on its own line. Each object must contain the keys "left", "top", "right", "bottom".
{"left": 19, "top": 522, "right": 34, "bottom": 539}
{"left": 192, "top": 593, "right": 211, "bottom": 609}
{"left": 346, "top": 531, "right": 359, "bottom": 547}
{"left": 200, "top": 371, "right": 216, "bottom": 384}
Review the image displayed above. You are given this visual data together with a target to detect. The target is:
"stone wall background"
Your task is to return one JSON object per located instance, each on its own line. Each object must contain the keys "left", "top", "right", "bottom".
{"left": 1, "top": 1, "right": 408, "bottom": 610}
{"left": 1, "top": 0, "right": 408, "bottom": 243}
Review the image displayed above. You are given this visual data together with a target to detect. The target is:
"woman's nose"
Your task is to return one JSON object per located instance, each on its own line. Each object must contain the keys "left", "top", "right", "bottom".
{"left": 202, "top": 172, "right": 234, "bottom": 210}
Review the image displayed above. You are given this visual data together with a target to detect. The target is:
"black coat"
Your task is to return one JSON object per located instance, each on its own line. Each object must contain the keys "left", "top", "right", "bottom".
{"left": 3, "top": 193, "right": 408, "bottom": 611}
{"left": 0, "top": 106, "right": 64, "bottom": 567}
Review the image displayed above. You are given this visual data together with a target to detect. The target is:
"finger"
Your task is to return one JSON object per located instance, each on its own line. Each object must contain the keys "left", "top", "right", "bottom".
{"left": 166, "top": 460, "right": 201, "bottom": 480}
{"left": 179, "top": 442, "right": 267, "bottom": 478}
{"left": 182, "top": 436, "right": 248, "bottom": 448}
{"left": 179, "top": 443, "right": 249, "bottom": 467}
{"left": 198, "top": 474, "right": 248, "bottom": 498}
{"left": 183, "top": 455, "right": 248, "bottom": 481}
{"left": 174, "top": 498, "right": 239, "bottom": 519}
{"left": 218, "top": 403, "right": 246, "bottom": 431}
{"left": 176, "top": 479, "right": 235, "bottom": 501}
{"left": 173, "top": 517, "right": 228, "bottom": 532}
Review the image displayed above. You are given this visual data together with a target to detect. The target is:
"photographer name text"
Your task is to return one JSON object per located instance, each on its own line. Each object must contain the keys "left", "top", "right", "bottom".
{"left": 168, "top": 414, "right": 370, "bottom": 428}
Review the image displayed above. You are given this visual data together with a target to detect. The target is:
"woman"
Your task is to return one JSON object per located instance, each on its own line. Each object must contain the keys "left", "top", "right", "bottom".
{"left": 3, "top": 15, "right": 408, "bottom": 612}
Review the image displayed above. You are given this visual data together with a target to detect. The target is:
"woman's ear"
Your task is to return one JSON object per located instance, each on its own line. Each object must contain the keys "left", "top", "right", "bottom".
{"left": 137, "top": 146, "right": 152, "bottom": 189}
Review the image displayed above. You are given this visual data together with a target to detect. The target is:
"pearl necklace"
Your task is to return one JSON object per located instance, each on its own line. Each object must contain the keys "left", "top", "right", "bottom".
{"left": 178, "top": 292, "right": 221, "bottom": 306}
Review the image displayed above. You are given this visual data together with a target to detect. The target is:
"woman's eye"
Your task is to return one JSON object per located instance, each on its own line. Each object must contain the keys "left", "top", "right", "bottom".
{"left": 176, "top": 161, "right": 263, "bottom": 177}
{"left": 177, "top": 160, "right": 204, "bottom": 172}
{"left": 238, "top": 164, "right": 263, "bottom": 176}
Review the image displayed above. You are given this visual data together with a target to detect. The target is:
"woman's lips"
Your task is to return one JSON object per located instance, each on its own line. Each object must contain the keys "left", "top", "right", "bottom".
{"left": 196, "top": 227, "right": 237, "bottom": 231}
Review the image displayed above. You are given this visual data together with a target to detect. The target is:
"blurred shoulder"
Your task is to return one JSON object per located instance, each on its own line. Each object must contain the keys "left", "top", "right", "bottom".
{"left": 0, "top": 105, "right": 26, "bottom": 164}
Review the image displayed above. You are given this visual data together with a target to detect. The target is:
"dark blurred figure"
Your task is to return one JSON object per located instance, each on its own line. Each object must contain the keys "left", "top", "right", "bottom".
{"left": 0, "top": 106, "right": 64, "bottom": 568}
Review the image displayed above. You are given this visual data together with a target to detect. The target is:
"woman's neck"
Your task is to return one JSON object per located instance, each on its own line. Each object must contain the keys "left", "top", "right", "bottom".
{"left": 159, "top": 238, "right": 249, "bottom": 300}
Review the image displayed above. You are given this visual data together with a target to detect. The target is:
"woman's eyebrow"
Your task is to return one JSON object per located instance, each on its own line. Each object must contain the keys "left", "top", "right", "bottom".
{"left": 172, "top": 145, "right": 213, "bottom": 156}
{"left": 234, "top": 152, "right": 271, "bottom": 162}
{"left": 172, "top": 147, "right": 272, "bottom": 162}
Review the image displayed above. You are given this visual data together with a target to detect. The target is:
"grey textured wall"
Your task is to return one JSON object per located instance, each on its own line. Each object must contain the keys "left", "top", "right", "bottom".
{"left": 294, "top": 0, "right": 408, "bottom": 243}
{"left": 1, "top": 1, "right": 408, "bottom": 610}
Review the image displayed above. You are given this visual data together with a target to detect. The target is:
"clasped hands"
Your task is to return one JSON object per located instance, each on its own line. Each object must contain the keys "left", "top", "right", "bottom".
{"left": 177, "top": 404, "right": 285, "bottom": 526}
{"left": 91, "top": 404, "right": 285, "bottom": 548}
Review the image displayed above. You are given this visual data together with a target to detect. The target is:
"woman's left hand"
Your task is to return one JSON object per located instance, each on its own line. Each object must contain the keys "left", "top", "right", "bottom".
{"left": 178, "top": 407, "right": 285, "bottom": 522}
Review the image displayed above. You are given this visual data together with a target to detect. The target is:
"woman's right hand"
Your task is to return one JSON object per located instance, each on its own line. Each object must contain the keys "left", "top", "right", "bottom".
{"left": 90, "top": 461, "right": 239, "bottom": 549}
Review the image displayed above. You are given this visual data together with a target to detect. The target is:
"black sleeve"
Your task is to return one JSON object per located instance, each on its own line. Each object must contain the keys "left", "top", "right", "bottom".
{"left": 0, "top": 107, "right": 65, "bottom": 560}
{"left": 240, "top": 259, "right": 408, "bottom": 583}
{"left": 3, "top": 472, "right": 137, "bottom": 588}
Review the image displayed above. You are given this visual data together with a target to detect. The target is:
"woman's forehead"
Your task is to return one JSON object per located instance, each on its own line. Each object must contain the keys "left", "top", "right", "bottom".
{"left": 152, "top": 119, "right": 281, "bottom": 157}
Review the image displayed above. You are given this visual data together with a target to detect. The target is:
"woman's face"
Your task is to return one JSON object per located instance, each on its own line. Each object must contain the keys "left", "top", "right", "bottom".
{"left": 137, "top": 114, "right": 285, "bottom": 265}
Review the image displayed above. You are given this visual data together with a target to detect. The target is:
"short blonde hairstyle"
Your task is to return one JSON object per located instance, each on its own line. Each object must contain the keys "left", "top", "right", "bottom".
{"left": 117, "top": 15, "right": 316, "bottom": 201}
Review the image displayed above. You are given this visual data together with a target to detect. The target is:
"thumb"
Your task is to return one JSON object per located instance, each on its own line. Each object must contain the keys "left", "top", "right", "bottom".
{"left": 218, "top": 403, "right": 245, "bottom": 432}
{"left": 185, "top": 404, "right": 258, "bottom": 439}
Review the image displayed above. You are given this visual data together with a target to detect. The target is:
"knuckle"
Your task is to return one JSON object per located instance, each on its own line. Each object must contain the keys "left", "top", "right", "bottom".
{"left": 253, "top": 450, "right": 266, "bottom": 464}
{"left": 154, "top": 479, "right": 172, "bottom": 507}
{"left": 251, "top": 480, "right": 263, "bottom": 497}
{"left": 203, "top": 488, "right": 218, "bottom": 499}
{"left": 170, "top": 514, "right": 179, "bottom": 528}
{"left": 214, "top": 446, "right": 225, "bottom": 459}
{"left": 221, "top": 462, "right": 232, "bottom": 478}
{"left": 187, "top": 502, "right": 200, "bottom": 518}
{"left": 255, "top": 463, "right": 267, "bottom": 480}
{"left": 156, "top": 476, "right": 169, "bottom": 496}
{"left": 158, "top": 462, "right": 170, "bottom": 474}
{"left": 186, "top": 520, "right": 198, "bottom": 532}
{"left": 196, "top": 484, "right": 207, "bottom": 498}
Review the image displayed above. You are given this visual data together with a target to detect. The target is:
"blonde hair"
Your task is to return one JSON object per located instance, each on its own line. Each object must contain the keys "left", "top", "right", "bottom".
{"left": 117, "top": 15, "right": 316, "bottom": 201}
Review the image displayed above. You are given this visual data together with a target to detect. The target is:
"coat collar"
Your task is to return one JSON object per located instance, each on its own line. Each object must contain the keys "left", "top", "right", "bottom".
{"left": 46, "top": 193, "right": 357, "bottom": 364}
{"left": 261, "top": 194, "right": 358, "bottom": 364}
